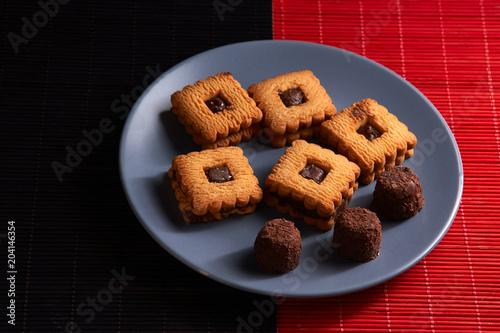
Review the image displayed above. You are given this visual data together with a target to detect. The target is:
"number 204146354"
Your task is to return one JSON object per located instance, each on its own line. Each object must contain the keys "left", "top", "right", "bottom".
{"left": 7, "top": 221, "right": 16, "bottom": 270}
{"left": 7, "top": 221, "right": 16, "bottom": 326}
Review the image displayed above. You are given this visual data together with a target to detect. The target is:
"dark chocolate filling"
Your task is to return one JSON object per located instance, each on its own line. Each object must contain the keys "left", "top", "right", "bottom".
{"left": 184, "top": 209, "right": 233, "bottom": 223}
{"left": 300, "top": 164, "right": 327, "bottom": 184}
{"left": 170, "top": 169, "right": 238, "bottom": 223}
{"left": 205, "top": 96, "right": 229, "bottom": 113}
{"left": 278, "top": 88, "right": 305, "bottom": 107}
{"left": 272, "top": 192, "right": 348, "bottom": 220}
{"left": 357, "top": 123, "right": 382, "bottom": 141}
{"left": 205, "top": 166, "right": 233, "bottom": 183}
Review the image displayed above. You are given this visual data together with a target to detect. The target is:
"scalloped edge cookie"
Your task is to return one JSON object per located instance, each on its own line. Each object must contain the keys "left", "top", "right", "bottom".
{"left": 264, "top": 140, "right": 360, "bottom": 230}
{"left": 319, "top": 98, "right": 417, "bottom": 184}
{"left": 168, "top": 146, "right": 263, "bottom": 222}
{"left": 171, "top": 72, "right": 262, "bottom": 145}
{"left": 248, "top": 70, "right": 336, "bottom": 147}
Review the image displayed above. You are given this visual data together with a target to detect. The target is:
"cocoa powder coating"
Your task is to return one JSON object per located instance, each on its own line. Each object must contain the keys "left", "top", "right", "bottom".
{"left": 254, "top": 218, "right": 302, "bottom": 274}
{"left": 373, "top": 166, "right": 424, "bottom": 220}
{"left": 333, "top": 207, "right": 382, "bottom": 262}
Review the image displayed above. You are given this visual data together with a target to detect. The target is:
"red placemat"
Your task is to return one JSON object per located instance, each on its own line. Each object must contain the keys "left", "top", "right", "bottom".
{"left": 274, "top": 0, "right": 500, "bottom": 331}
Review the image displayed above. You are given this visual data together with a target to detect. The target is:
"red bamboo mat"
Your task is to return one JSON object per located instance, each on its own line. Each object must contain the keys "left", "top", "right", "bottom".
{"left": 274, "top": 0, "right": 500, "bottom": 331}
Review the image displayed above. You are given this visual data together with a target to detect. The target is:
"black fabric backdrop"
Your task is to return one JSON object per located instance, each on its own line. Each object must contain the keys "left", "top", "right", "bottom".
{"left": 1, "top": 1, "right": 274, "bottom": 331}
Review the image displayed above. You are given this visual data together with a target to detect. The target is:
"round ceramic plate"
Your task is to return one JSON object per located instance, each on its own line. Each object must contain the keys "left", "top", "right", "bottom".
{"left": 119, "top": 40, "right": 463, "bottom": 298}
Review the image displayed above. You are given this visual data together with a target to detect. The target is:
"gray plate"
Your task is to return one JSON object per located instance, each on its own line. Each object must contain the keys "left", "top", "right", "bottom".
{"left": 119, "top": 40, "right": 463, "bottom": 298}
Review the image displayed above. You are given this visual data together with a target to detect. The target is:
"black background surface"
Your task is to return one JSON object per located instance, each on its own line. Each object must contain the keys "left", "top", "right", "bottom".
{"left": 1, "top": 0, "right": 275, "bottom": 331}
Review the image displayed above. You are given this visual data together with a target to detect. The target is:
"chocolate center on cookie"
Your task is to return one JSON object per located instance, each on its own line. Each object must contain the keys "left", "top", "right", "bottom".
{"left": 300, "top": 164, "right": 327, "bottom": 184}
{"left": 357, "top": 123, "right": 383, "bottom": 141}
{"left": 205, "top": 166, "right": 233, "bottom": 183}
{"left": 205, "top": 96, "right": 229, "bottom": 113}
{"left": 279, "top": 88, "right": 306, "bottom": 107}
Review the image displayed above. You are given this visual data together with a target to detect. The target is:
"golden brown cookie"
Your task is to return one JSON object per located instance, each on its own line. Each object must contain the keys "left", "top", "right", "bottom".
{"left": 168, "top": 146, "right": 263, "bottom": 222}
{"left": 264, "top": 140, "right": 360, "bottom": 230}
{"left": 190, "top": 124, "right": 261, "bottom": 150}
{"left": 265, "top": 125, "right": 320, "bottom": 148}
{"left": 319, "top": 98, "right": 417, "bottom": 184}
{"left": 248, "top": 70, "right": 336, "bottom": 147}
{"left": 171, "top": 72, "right": 263, "bottom": 146}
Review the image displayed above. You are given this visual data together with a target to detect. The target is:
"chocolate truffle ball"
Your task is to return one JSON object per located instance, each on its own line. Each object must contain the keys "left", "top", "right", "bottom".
{"left": 373, "top": 166, "right": 424, "bottom": 220}
{"left": 254, "top": 219, "right": 302, "bottom": 274}
{"left": 333, "top": 208, "right": 382, "bottom": 262}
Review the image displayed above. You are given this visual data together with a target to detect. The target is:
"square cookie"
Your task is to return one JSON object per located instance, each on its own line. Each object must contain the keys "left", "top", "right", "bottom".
{"left": 171, "top": 72, "right": 263, "bottom": 147}
{"left": 248, "top": 70, "right": 337, "bottom": 147}
{"left": 319, "top": 98, "right": 417, "bottom": 184}
{"left": 264, "top": 140, "right": 360, "bottom": 230}
{"left": 168, "top": 146, "right": 263, "bottom": 223}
